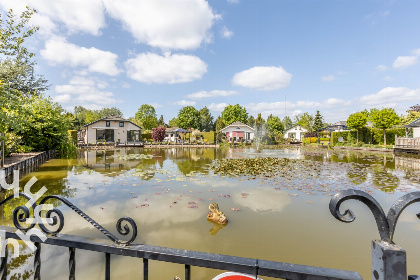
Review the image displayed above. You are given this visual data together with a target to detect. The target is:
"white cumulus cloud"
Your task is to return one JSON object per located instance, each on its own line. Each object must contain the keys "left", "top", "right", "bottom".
{"left": 0, "top": 0, "right": 105, "bottom": 36}
{"left": 103, "top": 0, "right": 218, "bottom": 50}
{"left": 173, "top": 100, "right": 197, "bottom": 106}
{"left": 125, "top": 52, "right": 207, "bottom": 84}
{"left": 186, "top": 90, "right": 238, "bottom": 99}
{"left": 232, "top": 66, "right": 292, "bottom": 91}
{"left": 220, "top": 26, "right": 233, "bottom": 39}
{"left": 54, "top": 76, "right": 120, "bottom": 108}
{"left": 393, "top": 56, "right": 418, "bottom": 69}
{"left": 360, "top": 87, "right": 420, "bottom": 106}
{"left": 376, "top": 64, "right": 388, "bottom": 71}
{"left": 208, "top": 103, "right": 228, "bottom": 111}
{"left": 40, "top": 37, "right": 120, "bottom": 76}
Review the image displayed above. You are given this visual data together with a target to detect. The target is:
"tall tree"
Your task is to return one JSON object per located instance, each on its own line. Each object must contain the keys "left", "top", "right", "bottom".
{"left": 266, "top": 115, "right": 284, "bottom": 141}
{"left": 255, "top": 113, "right": 265, "bottom": 131}
{"left": 347, "top": 112, "right": 367, "bottom": 143}
{"left": 134, "top": 104, "right": 158, "bottom": 130}
{"left": 408, "top": 104, "right": 420, "bottom": 112}
{"left": 221, "top": 104, "right": 248, "bottom": 125}
{"left": 215, "top": 116, "right": 226, "bottom": 142}
{"left": 0, "top": 8, "right": 49, "bottom": 95}
{"left": 158, "top": 115, "right": 165, "bottom": 127}
{"left": 248, "top": 115, "right": 255, "bottom": 128}
{"left": 295, "top": 112, "right": 314, "bottom": 131}
{"left": 199, "top": 106, "right": 214, "bottom": 131}
{"left": 370, "top": 108, "right": 400, "bottom": 146}
{"left": 283, "top": 116, "right": 293, "bottom": 130}
{"left": 177, "top": 106, "right": 200, "bottom": 129}
{"left": 313, "top": 110, "right": 324, "bottom": 132}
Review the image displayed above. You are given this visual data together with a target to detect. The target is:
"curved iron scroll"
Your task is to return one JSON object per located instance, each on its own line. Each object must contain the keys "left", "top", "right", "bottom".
{"left": 330, "top": 189, "right": 420, "bottom": 243}
{"left": 0, "top": 193, "right": 137, "bottom": 246}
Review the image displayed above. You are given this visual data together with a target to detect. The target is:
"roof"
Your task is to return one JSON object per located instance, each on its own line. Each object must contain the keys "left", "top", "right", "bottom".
{"left": 405, "top": 117, "right": 420, "bottom": 128}
{"left": 331, "top": 121, "right": 347, "bottom": 126}
{"left": 82, "top": 115, "right": 142, "bottom": 130}
{"left": 220, "top": 121, "right": 255, "bottom": 132}
{"left": 284, "top": 125, "right": 308, "bottom": 133}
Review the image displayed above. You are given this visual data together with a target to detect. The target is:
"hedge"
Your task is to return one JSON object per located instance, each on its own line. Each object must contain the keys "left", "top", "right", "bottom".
{"left": 202, "top": 131, "right": 216, "bottom": 143}
{"left": 141, "top": 132, "right": 152, "bottom": 141}
{"left": 331, "top": 127, "right": 405, "bottom": 146}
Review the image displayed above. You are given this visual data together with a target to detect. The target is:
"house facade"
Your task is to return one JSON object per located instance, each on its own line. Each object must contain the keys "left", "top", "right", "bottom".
{"left": 405, "top": 117, "right": 420, "bottom": 138}
{"left": 323, "top": 121, "right": 349, "bottom": 133}
{"left": 80, "top": 116, "right": 142, "bottom": 144}
{"left": 283, "top": 125, "right": 307, "bottom": 141}
{"left": 220, "top": 121, "right": 255, "bottom": 142}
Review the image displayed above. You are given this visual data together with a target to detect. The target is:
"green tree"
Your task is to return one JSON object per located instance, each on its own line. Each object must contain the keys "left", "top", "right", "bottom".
{"left": 177, "top": 106, "right": 200, "bottom": 129}
{"left": 158, "top": 115, "right": 165, "bottom": 126}
{"left": 313, "top": 110, "right": 324, "bottom": 133}
{"left": 347, "top": 112, "right": 367, "bottom": 143}
{"left": 0, "top": 7, "right": 49, "bottom": 95}
{"left": 266, "top": 115, "right": 284, "bottom": 142}
{"left": 283, "top": 116, "right": 293, "bottom": 130}
{"left": 370, "top": 108, "right": 400, "bottom": 146}
{"left": 134, "top": 104, "right": 158, "bottom": 130}
{"left": 221, "top": 104, "right": 248, "bottom": 125}
{"left": 401, "top": 111, "right": 420, "bottom": 125}
{"left": 199, "top": 106, "right": 214, "bottom": 131}
{"left": 215, "top": 116, "right": 226, "bottom": 142}
{"left": 248, "top": 115, "right": 255, "bottom": 128}
{"left": 97, "top": 107, "right": 123, "bottom": 118}
{"left": 295, "top": 112, "right": 314, "bottom": 131}
{"left": 168, "top": 117, "right": 178, "bottom": 127}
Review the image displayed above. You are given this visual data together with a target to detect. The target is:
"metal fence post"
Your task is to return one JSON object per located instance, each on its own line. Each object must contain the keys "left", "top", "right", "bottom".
{"left": 372, "top": 240, "right": 406, "bottom": 280}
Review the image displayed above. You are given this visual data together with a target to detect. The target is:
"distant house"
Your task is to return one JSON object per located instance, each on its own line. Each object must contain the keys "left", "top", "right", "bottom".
{"left": 405, "top": 117, "right": 420, "bottom": 138}
{"left": 323, "top": 121, "right": 349, "bottom": 133}
{"left": 80, "top": 116, "right": 142, "bottom": 144}
{"left": 220, "top": 121, "right": 255, "bottom": 142}
{"left": 164, "top": 128, "right": 190, "bottom": 143}
{"left": 283, "top": 125, "right": 307, "bottom": 141}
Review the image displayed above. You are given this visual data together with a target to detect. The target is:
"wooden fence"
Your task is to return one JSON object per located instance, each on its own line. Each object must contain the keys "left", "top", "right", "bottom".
{"left": 0, "top": 150, "right": 56, "bottom": 178}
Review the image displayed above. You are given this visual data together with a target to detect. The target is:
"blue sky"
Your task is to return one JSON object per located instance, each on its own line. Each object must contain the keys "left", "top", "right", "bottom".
{"left": 2, "top": 0, "right": 420, "bottom": 123}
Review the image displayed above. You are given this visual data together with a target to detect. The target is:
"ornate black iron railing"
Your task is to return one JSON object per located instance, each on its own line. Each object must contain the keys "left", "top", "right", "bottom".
{"left": 0, "top": 189, "right": 419, "bottom": 279}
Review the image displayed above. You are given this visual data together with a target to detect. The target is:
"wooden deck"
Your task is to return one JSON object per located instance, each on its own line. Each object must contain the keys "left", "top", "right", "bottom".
{"left": 394, "top": 137, "right": 420, "bottom": 154}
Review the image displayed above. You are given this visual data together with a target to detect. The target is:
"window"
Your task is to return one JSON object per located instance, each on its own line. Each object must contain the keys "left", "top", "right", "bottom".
{"left": 119, "top": 122, "right": 124, "bottom": 127}
{"left": 106, "top": 121, "right": 110, "bottom": 127}
{"left": 97, "top": 129, "right": 114, "bottom": 142}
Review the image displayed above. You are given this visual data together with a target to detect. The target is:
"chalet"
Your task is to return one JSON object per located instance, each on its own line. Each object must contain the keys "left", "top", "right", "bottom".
{"left": 323, "top": 121, "right": 349, "bottom": 133}
{"left": 405, "top": 117, "right": 420, "bottom": 138}
{"left": 80, "top": 116, "right": 142, "bottom": 144}
{"left": 283, "top": 125, "right": 307, "bottom": 141}
{"left": 220, "top": 121, "right": 254, "bottom": 142}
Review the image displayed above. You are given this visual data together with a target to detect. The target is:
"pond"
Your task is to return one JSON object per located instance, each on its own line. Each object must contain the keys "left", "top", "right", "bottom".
{"left": 2, "top": 147, "right": 420, "bottom": 279}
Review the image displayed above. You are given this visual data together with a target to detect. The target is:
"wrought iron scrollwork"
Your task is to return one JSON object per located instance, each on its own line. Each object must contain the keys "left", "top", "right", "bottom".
{"left": 0, "top": 193, "right": 138, "bottom": 245}
{"left": 330, "top": 189, "right": 420, "bottom": 243}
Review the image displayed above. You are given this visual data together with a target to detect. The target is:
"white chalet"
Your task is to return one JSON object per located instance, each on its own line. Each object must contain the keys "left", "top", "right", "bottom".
{"left": 405, "top": 117, "right": 420, "bottom": 138}
{"left": 80, "top": 116, "right": 142, "bottom": 144}
{"left": 283, "top": 125, "right": 308, "bottom": 141}
{"left": 220, "top": 121, "right": 255, "bottom": 142}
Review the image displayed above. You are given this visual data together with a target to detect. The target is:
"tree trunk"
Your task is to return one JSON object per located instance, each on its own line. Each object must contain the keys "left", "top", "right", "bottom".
{"left": 356, "top": 130, "right": 359, "bottom": 143}
{"left": 383, "top": 129, "right": 386, "bottom": 146}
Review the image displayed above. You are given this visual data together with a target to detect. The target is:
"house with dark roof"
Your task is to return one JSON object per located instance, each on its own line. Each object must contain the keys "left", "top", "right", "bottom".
{"left": 405, "top": 117, "right": 420, "bottom": 138}
{"left": 220, "top": 121, "right": 255, "bottom": 142}
{"left": 80, "top": 116, "right": 142, "bottom": 144}
{"left": 322, "top": 121, "right": 349, "bottom": 132}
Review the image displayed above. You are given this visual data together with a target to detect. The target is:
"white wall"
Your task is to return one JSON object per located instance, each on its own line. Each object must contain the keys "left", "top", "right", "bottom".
{"left": 414, "top": 128, "right": 420, "bottom": 138}
{"left": 84, "top": 120, "right": 140, "bottom": 143}
{"left": 222, "top": 126, "right": 254, "bottom": 141}
{"left": 284, "top": 126, "right": 307, "bottom": 141}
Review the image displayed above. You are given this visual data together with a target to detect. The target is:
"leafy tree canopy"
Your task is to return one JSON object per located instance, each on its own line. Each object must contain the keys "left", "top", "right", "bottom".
{"left": 199, "top": 106, "right": 214, "bottom": 132}
{"left": 177, "top": 106, "right": 200, "bottom": 129}
{"left": 266, "top": 115, "right": 284, "bottom": 134}
{"left": 0, "top": 7, "right": 49, "bottom": 95}
{"left": 134, "top": 104, "right": 158, "bottom": 130}
{"left": 294, "top": 112, "right": 314, "bottom": 131}
{"left": 221, "top": 104, "right": 248, "bottom": 125}
{"left": 370, "top": 108, "right": 400, "bottom": 146}
{"left": 283, "top": 116, "right": 293, "bottom": 130}
{"left": 347, "top": 112, "right": 367, "bottom": 131}
{"left": 168, "top": 117, "right": 178, "bottom": 128}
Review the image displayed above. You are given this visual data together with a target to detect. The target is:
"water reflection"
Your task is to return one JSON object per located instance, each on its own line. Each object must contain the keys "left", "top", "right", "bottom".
{"left": 3, "top": 147, "right": 420, "bottom": 279}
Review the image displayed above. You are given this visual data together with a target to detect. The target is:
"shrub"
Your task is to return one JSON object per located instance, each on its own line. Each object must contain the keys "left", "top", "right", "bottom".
{"left": 68, "top": 130, "right": 77, "bottom": 143}
{"left": 152, "top": 127, "right": 166, "bottom": 142}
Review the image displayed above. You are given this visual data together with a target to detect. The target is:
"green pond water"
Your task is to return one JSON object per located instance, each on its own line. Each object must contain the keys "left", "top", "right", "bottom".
{"left": 2, "top": 147, "right": 420, "bottom": 279}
